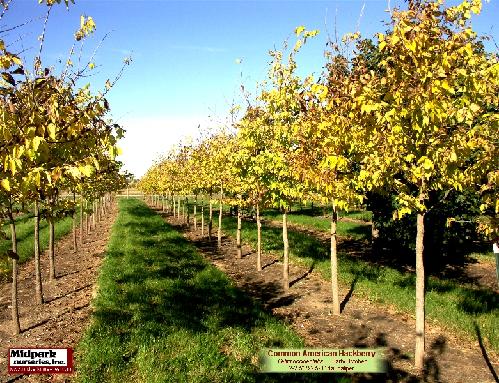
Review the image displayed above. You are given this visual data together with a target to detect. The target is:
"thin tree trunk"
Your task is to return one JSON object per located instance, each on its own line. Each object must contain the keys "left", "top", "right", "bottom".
{"left": 415, "top": 210, "right": 426, "bottom": 371}
{"left": 209, "top": 198, "right": 213, "bottom": 241}
{"left": 72, "top": 193, "right": 77, "bottom": 252}
{"left": 9, "top": 214, "right": 20, "bottom": 335}
{"left": 173, "top": 196, "right": 176, "bottom": 216}
{"left": 34, "top": 200, "right": 43, "bottom": 304}
{"left": 194, "top": 195, "right": 197, "bottom": 230}
{"left": 218, "top": 186, "right": 223, "bottom": 248}
{"left": 80, "top": 196, "right": 84, "bottom": 245}
{"left": 201, "top": 205, "right": 205, "bottom": 236}
{"left": 48, "top": 216, "right": 55, "bottom": 281}
{"left": 283, "top": 210, "right": 289, "bottom": 291}
{"left": 126, "top": 187, "right": 129, "bottom": 199}
{"left": 237, "top": 204, "right": 242, "bottom": 259}
{"left": 256, "top": 203, "right": 262, "bottom": 271}
{"left": 177, "top": 196, "right": 181, "bottom": 219}
{"left": 87, "top": 201, "right": 91, "bottom": 232}
{"left": 92, "top": 200, "right": 96, "bottom": 229}
{"left": 183, "top": 198, "right": 187, "bottom": 223}
{"left": 330, "top": 200, "right": 340, "bottom": 315}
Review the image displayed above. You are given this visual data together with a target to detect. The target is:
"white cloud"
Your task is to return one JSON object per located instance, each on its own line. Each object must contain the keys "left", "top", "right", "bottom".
{"left": 116, "top": 115, "right": 214, "bottom": 178}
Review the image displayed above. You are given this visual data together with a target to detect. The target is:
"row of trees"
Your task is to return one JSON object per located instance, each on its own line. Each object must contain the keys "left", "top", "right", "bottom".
{"left": 138, "top": 0, "right": 497, "bottom": 372}
{"left": 0, "top": 1, "right": 129, "bottom": 335}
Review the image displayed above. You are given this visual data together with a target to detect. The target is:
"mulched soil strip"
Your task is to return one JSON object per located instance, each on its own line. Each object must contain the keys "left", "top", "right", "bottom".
{"left": 157, "top": 208, "right": 499, "bottom": 383}
{"left": 0, "top": 204, "right": 118, "bottom": 383}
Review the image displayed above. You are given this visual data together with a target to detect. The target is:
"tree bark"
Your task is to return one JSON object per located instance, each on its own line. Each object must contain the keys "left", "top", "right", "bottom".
{"left": 48, "top": 216, "right": 55, "bottom": 281}
{"left": 415, "top": 210, "right": 426, "bottom": 371}
{"left": 218, "top": 185, "right": 223, "bottom": 248}
{"left": 72, "top": 193, "right": 77, "bottom": 252}
{"left": 201, "top": 205, "right": 205, "bottom": 236}
{"left": 9, "top": 215, "right": 20, "bottom": 335}
{"left": 236, "top": 204, "right": 242, "bottom": 259}
{"left": 283, "top": 210, "right": 289, "bottom": 290}
{"left": 209, "top": 198, "right": 213, "bottom": 241}
{"left": 92, "top": 200, "right": 96, "bottom": 229}
{"left": 330, "top": 200, "right": 340, "bottom": 315}
{"left": 80, "top": 196, "right": 84, "bottom": 245}
{"left": 34, "top": 200, "right": 43, "bottom": 304}
{"left": 194, "top": 196, "right": 197, "bottom": 230}
{"left": 256, "top": 203, "right": 262, "bottom": 271}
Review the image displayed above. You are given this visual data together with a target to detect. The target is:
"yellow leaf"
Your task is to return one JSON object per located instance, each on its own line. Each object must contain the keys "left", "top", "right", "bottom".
{"left": 423, "top": 158, "right": 433, "bottom": 170}
{"left": 47, "top": 123, "right": 56, "bottom": 140}
{"left": 0, "top": 178, "right": 10, "bottom": 191}
{"left": 295, "top": 26, "right": 305, "bottom": 36}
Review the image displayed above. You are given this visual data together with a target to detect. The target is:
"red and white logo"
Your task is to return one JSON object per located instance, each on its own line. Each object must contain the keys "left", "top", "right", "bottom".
{"left": 8, "top": 348, "right": 73, "bottom": 374}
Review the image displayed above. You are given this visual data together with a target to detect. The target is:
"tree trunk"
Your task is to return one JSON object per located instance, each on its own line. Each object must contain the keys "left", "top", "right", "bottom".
{"left": 48, "top": 216, "right": 55, "bottom": 281}
{"left": 34, "top": 200, "right": 43, "bottom": 304}
{"left": 415, "top": 210, "right": 426, "bottom": 371}
{"left": 209, "top": 199, "right": 213, "bottom": 241}
{"left": 126, "top": 187, "right": 129, "bottom": 199}
{"left": 177, "top": 196, "right": 181, "bottom": 219}
{"left": 330, "top": 200, "right": 340, "bottom": 315}
{"left": 194, "top": 196, "right": 197, "bottom": 230}
{"left": 256, "top": 203, "right": 262, "bottom": 271}
{"left": 9, "top": 215, "right": 20, "bottom": 335}
{"left": 173, "top": 196, "right": 176, "bottom": 216}
{"left": 283, "top": 210, "right": 289, "bottom": 290}
{"left": 92, "top": 200, "right": 96, "bottom": 229}
{"left": 72, "top": 193, "right": 77, "bottom": 252}
{"left": 237, "top": 205, "right": 242, "bottom": 259}
{"left": 218, "top": 186, "right": 223, "bottom": 248}
{"left": 201, "top": 205, "right": 205, "bottom": 236}
{"left": 80, "top": 196, "right": 84, "bottom": 245}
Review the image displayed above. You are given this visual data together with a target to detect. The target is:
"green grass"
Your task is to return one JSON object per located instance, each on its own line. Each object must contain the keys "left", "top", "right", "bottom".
{"left": 76, "top": 199, "right": 348, "bottom": 383}
{"left": 0, "top": 212, "right": 78, "bottom": 281}
{"left": 260, "top": 211, "right": 371, "bottom": 242}
{"left": 211, "top": 213, "right": 498, "bottom": 356}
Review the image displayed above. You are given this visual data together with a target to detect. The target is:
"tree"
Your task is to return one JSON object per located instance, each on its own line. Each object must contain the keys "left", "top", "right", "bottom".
{"left": 354, "top": 0, "right": 498, "bottom": 370}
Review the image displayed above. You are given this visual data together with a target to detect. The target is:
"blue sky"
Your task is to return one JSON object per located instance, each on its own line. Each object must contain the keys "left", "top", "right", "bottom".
{"left": 3, "top": 0, "right": 498, "bottom": 177}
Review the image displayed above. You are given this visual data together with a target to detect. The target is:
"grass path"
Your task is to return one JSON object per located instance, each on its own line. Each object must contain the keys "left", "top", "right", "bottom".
{"left": 76, "top": 199, "right": 344, "bottom": 383}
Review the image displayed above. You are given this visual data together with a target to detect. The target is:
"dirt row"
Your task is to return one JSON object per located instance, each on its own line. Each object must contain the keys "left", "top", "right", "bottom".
{"left": 159, "top": 209, "right": 499, "bottom": 383}
{"left": 0, "top": 204, "right": 117, "bottom": 383}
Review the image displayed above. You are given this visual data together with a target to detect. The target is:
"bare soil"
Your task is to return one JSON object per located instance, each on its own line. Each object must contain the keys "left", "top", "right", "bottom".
{"left": 161, "top": 209, "right": 499, "bottom": 383}
{"left": 0, "top": 204, "right": 117, "bottom": 383}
